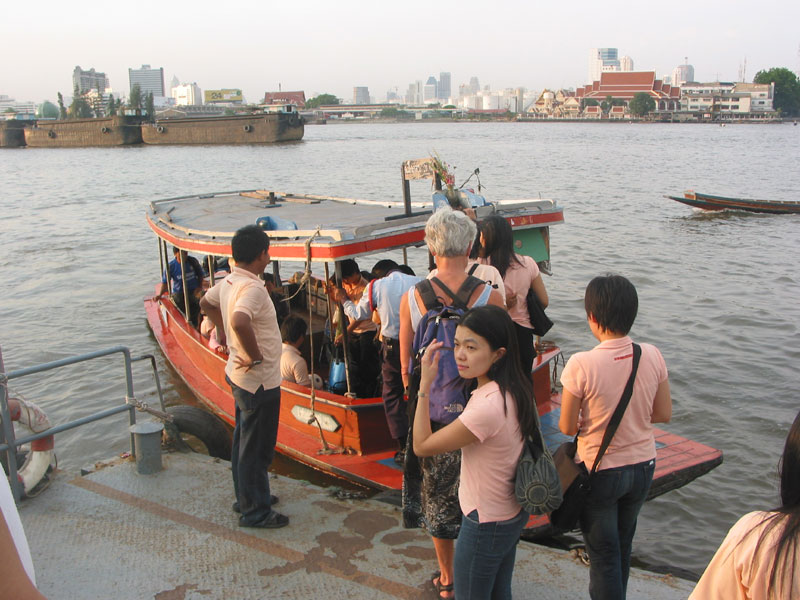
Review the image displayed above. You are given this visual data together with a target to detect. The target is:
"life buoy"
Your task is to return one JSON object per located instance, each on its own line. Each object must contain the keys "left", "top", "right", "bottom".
{"left": 157, "top": 125, "right": 165, "bottom": 133}
{"left": 47, "top": 130, "right": 56, "bottom": 138}
{"left": 7, "top": 398, "right": 54, "bottom": 497}
{"left": 243, "top": 124, "right": 252, "bottom": 132}
{"left": 101, "top": 126, "right": 109, "bottom": 133}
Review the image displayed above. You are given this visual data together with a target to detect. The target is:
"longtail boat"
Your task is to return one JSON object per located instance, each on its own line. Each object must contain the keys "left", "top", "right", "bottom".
{"left": 145, "top": 159, "right": 722, "bottom": 537}
{"left": 666, "top": 190, "right": 800, "bottom": 214}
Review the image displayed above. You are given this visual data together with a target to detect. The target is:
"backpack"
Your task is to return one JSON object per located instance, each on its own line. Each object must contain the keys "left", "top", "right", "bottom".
{"left": 410, "top": 275, "right": 486, "bottom": 424}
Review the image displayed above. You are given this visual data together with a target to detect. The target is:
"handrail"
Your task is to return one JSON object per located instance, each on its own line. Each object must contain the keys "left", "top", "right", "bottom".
{"left": 0, "top": 346, "right": 167, "bottom": 502}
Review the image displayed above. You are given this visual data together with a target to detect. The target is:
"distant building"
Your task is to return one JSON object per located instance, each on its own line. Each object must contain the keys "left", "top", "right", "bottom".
{"left": 73, "top": 66, "right": 109, "bottom": 94}
{"left": 128, "top": 65, "right": 165, "bottom": 97}
{"left": 423, "top": 76, "right": 438, "bottom": 103}
{"left": 672, "top": 62, "right": 695, "bottom": 87}
{"left": 406, "top": 81, "right": 423, "bottom": 105}
{"left": 577, "top": 71, "right": 681, "bottom": 112}
{"left": 206, "top": 89, "right": 244, "bottom": 105}
{"left": 468, "top": 77, "right": 480, "bottom": 95}
{"left": 353, "top": 87, "right": 370, "bottom": 104}
{"left": 169, "top": 75, "right": 180, "bottom": 95}
{"left": 588, "top": 48, "right": 621, "bottom": 83}
{"left": 172, "top": 83, "right": 202, "bottom": 106}
{"left": 438, "top": 72, "right": 451, "bottom": 101}
{"left": 680, "top": 81, "right": 775, "bottom": 117}
{"left": 0, "top": 95, "right": 36, "bottom": 119}
{"left": 83, "top": 89, "right": 112, "bottom": 116}
{"left": 262, "top": 91, "right": 305, "bottom": 108}
{"left": 620, "top": 56, "right": 634, "bottom": 72}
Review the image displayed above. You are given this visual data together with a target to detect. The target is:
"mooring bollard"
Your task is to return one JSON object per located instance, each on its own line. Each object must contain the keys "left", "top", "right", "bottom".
{"left": 129, "top": 421, "right": 164, "bottom": 474}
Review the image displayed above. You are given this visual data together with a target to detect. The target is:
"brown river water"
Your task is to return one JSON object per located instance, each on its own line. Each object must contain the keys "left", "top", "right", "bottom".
{"left": 1, "top": 121, "right": 798, "bottom": 578}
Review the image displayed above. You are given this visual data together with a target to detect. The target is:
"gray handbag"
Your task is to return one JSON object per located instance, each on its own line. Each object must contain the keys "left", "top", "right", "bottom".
{"left": 515, "top": 411, "right": 563, "bottom": 515}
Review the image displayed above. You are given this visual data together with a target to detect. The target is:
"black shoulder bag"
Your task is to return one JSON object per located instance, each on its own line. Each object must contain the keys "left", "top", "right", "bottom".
{"left": 549, "top": 343, "right": 642, "bottom": 531}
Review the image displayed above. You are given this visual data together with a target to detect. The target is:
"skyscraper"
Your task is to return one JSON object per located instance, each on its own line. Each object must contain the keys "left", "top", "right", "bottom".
{"left": 438, "top": 72, "right": 451, "bottom": 101}
{"left": 588, "top": 48, "right": 621, "bottom": 83}
{"left": 423, "top": 76, "right": 438, "bottom": 103}
{"left": 128, "top": 65, "right": 165, "bottom": 97}
{"left": 73, "top": 66, "right": 109, "bottom": 94}
{"left": 672, "top": 60, "right": 695, "bottom": 86}
{"left": 353, "top": 87, "right": 370, "bottom": 104}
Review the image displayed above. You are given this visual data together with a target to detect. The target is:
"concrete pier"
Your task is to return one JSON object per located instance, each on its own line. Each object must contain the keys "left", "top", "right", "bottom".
{"left": 17, "top": 452, "right": 694, "bottom": 599}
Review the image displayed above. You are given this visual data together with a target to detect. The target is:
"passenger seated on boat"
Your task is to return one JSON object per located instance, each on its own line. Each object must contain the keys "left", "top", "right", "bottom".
{"left": 155, "top": 246, "right": 205, "bottom": 327}
{"left": 263, "top": 273, "right": 289, "bottom": 325}
{"left": 332, "top": 259, "right": 381, "bottom": 398}
{"left": 280, "top": 315, "right": 311, "bottom": 386}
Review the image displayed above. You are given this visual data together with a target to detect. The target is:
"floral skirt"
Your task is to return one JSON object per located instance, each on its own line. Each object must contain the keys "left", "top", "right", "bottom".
{"left": 401, "top": 421, "right": 462, "bottom": 540}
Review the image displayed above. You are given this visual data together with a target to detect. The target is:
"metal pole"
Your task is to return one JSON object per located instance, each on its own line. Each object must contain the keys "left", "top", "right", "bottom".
{"left": 179, "top": 250, "right": 191, "bottom": 324}
{"left": 333, "top": 261, "right": 353, "bottom": 397}
{"left": 162, "top": 240, "right": 170, "bottom": 301}
{"left": 207, "top": 254, "right": 215, "bottom": 287}
{"left": 0, "top": 347, "right": 22, "bottom": 502}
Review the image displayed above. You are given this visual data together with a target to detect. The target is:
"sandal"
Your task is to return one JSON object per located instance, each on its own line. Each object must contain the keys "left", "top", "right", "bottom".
{"left": 432, "top": 574, "right": 454, "bottom": 600}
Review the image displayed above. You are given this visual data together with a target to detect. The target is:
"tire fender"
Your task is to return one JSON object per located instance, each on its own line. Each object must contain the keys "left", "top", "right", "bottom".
{"left": 165, "top": 405, "right": 231, "bottom": 460}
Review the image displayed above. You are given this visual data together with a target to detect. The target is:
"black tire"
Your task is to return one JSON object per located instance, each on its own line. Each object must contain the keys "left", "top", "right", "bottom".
{"left": 166, "top": 405, "right": 231, "bottom": 460}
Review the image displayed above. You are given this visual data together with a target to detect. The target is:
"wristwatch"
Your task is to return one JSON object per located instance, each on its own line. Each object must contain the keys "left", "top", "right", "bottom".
{"left": 251, "top": 359, "right": 262, "bottom": 366}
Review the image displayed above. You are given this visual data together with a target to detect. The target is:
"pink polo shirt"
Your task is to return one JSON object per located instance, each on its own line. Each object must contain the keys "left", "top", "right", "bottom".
{"left": 560, "top": 336, "right": 668, "bottom": 470}
{"left": 204, "top": 267, "right": 282, "bottom": 394}
{"left": 458, "top": 381, "right": 524, "bottom": 522}
{"left": 478, "top": 254, "right": 539, "bottom": 327}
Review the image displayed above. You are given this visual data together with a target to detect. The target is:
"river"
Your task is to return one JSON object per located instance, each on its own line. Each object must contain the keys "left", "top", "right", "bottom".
{"left": 1, "top": 121, "right": 798, "bottom": 579}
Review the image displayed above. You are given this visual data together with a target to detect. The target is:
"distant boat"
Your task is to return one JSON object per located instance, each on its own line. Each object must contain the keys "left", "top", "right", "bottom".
{"left": 666, "top": 190, "right": 800, "bottom": 214}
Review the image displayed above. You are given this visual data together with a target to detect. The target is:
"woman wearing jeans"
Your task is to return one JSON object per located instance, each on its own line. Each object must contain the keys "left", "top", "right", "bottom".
{"left": 559, "top": 275, "right": 672, "bottom": 600}
{"left": 412, "top": 305, "right": 537, "bottom": 599}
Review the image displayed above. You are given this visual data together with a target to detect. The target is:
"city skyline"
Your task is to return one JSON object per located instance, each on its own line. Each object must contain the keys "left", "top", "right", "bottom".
{"left": 1, "top": 0, "right": 798, "bottom": 104}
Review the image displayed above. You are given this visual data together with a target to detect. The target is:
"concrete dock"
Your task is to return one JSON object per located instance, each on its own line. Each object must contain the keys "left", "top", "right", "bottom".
{"left": 18, "top": 451, "right": 694, "bottom": 599}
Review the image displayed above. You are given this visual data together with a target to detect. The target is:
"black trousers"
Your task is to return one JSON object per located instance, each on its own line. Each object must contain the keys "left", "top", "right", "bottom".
{"left": 514, "top": 322, "right": 535, "bottom": 375}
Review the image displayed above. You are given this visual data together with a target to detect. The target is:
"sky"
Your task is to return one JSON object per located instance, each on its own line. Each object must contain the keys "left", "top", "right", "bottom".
{"left": 2, "top": 0, "right": 798, "bottom": 104}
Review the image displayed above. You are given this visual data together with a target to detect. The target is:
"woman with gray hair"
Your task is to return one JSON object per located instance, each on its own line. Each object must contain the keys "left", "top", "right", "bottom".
{"left": 399, "top": 207, "right": 504, "bottom": 599}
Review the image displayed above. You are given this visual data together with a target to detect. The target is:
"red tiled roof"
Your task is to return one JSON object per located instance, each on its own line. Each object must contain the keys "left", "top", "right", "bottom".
{"left": 263, "top": 91, "right": 306, "bottom": 108}
{"left": 581, "top": 71, "right": 679, "bottom": 100}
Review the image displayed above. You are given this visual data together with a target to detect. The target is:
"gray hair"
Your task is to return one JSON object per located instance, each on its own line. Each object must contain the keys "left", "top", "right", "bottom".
{"left": 424, "top": 207, "right": 477, "bottom": 257}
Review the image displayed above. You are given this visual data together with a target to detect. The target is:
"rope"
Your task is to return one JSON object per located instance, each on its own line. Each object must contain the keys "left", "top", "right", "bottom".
{"left": 125, "top": 396, "right": 173, "bottom": 421}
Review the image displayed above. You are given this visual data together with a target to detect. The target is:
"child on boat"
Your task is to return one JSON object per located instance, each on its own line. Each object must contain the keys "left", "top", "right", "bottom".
{"left": 412, "top": 305, "right": 535, "bottom": 599}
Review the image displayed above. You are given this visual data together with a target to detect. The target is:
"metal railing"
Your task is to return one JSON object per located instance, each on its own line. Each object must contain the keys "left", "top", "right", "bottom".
{"left": 0, "top": 346, "right": 167, "bottom": 502}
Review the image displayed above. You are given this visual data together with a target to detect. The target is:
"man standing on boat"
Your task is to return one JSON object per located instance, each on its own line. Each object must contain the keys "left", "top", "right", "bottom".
{"left": 156, "top": 246, "right": 205, "bottom": 327}
{"left": 200, "top": 225, "right": 288, "bottom": 529}
{"left": 330, "top": 259, "right": 420, "bottom": 463}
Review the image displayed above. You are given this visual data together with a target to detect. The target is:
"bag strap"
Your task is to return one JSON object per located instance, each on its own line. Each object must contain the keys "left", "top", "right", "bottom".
{"left": 415, "top": 279, "right": 440, "bottom": 311}
{"left": 430, "top": 275, "right": 484, "bottom": 311}
{"left": 468, "top": 263, "right": 479, "bottom": 276}
{"left": 588, "top": 343, "right": 642, "bottom": 475}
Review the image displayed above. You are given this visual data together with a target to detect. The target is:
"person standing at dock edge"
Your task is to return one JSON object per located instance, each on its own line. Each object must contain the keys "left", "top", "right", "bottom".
{"left": 330, "top": 259, "right": 420, "bottom": 462}
{"left": 200, "top": 225, "right": 288, "bottom": 529}
{"left": 559, "top": 274, "right": 672, "bottom": 600}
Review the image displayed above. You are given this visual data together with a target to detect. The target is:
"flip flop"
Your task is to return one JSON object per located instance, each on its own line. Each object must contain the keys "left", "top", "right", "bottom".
{"left": 432, "top": 574, "right": 454, "bottom": 600}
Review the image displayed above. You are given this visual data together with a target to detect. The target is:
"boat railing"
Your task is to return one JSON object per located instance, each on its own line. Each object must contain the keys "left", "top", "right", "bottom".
{"left": 0, "top": 346, "right": 168, "bottom": 501}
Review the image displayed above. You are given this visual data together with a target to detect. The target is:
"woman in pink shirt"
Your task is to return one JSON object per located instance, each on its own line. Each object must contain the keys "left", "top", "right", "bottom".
{"left": 690, "top": 409, "right": 800, "bottom": 600}
{"left": 413, "top": 305, "right": 537, "bottom": 600}
{"left": 474, "top": 215, "right": 549, "bottom": 375}
{"left": 559, "top": 275, "right": 672, "bottom": 600}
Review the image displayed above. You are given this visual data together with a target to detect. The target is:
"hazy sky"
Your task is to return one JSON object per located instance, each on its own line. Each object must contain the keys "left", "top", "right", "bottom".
{"left": 2, "top": 0, "right": 798, "bottom": 104}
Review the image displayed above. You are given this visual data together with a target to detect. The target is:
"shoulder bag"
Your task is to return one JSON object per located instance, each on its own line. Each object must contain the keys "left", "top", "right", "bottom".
{"left": 525, "top": 288, "right": 553, "bottom": 336}
{"left": 549, "top": 343, "right": 641, "bottom": 531}
{"left": 515, "top": 407, "right": 562, "bottom": 515}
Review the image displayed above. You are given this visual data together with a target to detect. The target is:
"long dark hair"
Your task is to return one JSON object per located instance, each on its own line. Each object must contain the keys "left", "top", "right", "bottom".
{"left": 458, "top": 305, "right": 536, "bottom": 438}
{"left": 742, "top": 410, "right": 800, "bottom": 598}
{"left": 475, "top": 215, "right": 523, "bottom": 278}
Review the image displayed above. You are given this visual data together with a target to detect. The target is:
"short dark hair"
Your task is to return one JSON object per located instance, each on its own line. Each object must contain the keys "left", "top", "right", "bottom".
{"left": 371, "top": 259, "right": 399, "bottom": 279}
{"left": 232, "top": 225, "right": 269, "bottom": 264}
{"left": 339, "top": 259, "right": 360, "bottom": 280}
{"left": 584, "top": 274, "right": 638, "bottom": 335}
{"left": 397, "top": 264, "right": 416, "bottom": 276}
{"left": 280, "top": 315, "right": 307, "bottom": 344}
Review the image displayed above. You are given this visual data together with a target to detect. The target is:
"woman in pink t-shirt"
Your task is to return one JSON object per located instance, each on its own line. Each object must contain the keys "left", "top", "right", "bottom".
{"left": 474, "top": 215, "right": 549, "bottom": 375}
{"left": 690, "top": 409, "right": 800, "bottom": 600}
{"left": 413, "top": 305, "right": 538, "bottom": 600}
{"left": 559, "top": 274, "right": 672, "bottom": 600}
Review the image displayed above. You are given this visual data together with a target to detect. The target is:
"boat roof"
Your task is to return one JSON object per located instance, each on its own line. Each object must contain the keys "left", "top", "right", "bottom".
{"left": 147, "top": 190, "right": 564, "bottom": 262}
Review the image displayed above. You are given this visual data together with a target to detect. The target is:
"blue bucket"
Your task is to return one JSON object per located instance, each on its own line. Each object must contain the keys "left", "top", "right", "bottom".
{"left": 328, "top": 359, "right": 347, "bottom": 394}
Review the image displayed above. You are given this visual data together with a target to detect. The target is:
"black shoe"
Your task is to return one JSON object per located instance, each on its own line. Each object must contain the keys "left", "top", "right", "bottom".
{"left": 232, "top": 495, "right": 279, "bottom": 513}
{"left": 239, "top": 510, "right": 289, "bottom": 529}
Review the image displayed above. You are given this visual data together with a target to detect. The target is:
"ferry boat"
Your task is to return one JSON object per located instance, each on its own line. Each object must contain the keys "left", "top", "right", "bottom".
{"left": 666, "top": 190, "right": 800, "bottom": 215}
{"left": 144, "top": 159, "right": 722, "bottom": 536}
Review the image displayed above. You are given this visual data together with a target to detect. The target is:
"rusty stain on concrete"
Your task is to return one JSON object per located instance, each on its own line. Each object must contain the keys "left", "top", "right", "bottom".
{"left": 154, "top": 583, "right": 211, "bottom": 599}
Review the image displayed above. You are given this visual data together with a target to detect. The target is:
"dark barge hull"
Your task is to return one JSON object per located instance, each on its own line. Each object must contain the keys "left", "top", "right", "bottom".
{"left": 141, "top": 113, "right": 304, "bottom": 145}
{"left": 23, "top": 116, "right": 143, "bottom": 147}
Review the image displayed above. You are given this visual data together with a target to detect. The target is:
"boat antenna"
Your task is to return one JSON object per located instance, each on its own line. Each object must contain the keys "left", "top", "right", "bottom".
{"left": 458, "top": 168, "right": 484, "bottom": 192}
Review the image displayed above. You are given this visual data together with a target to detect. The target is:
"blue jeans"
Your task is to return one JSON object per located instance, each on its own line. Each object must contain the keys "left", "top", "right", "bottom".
{"left": 453, "top": 509, "right": 528, "bottom": 600}
{"left": 580, "top": 459, "right": 655, "bottom": 600}
{"left": 227, "top": 378, "right": 281, "bottom": 525}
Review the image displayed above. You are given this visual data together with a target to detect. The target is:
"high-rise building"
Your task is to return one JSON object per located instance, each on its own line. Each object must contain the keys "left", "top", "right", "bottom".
{"left": 172, "top": 83, "right": 202, "bottom": 106}
{"left": 73, "top": 66, "right": 109, "bottom": 94}
{"left": 353, "top": 87, "right": 370, "bottom": 104}
{"left": 406, "top": 81, "right": 423, "bottom": 104}
{"left": 423, "top": 76, "right": 438, "bottom": 103}
{"left": 620, "top": 56, "right": 634, "bottom": 72}
{"left": 588, "top": 48, "right": 621, "bottom": 83}
{"left": 672, "top": 61, "right": 695, "bottom": 86}
{"left": 469, "top": 77, "right": 480, "bottom": 95}
{"left": 438, "top": 72, "right": 451, "bottom": 101}
{"left": 128, "top": 65, "right": 165, "bottom": 97}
